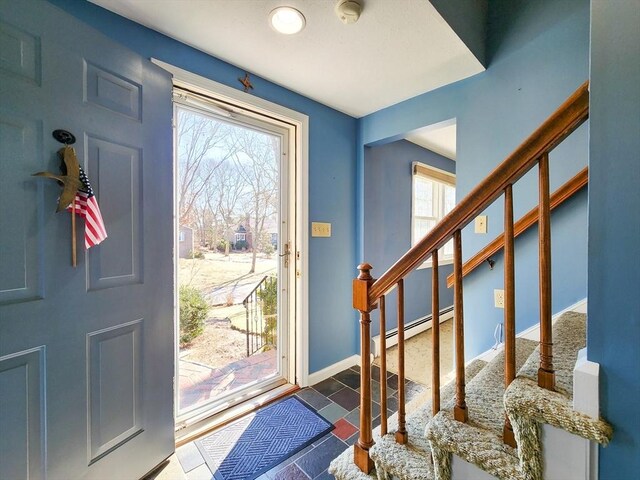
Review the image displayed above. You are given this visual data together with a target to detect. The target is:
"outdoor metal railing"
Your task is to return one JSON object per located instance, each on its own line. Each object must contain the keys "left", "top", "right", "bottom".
{"left": 243, "top": 275, "right": 277, "bottom": 356}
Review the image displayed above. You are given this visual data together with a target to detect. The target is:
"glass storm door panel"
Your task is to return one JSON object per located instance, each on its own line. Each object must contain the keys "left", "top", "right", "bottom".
{"left": 174, "top": 97, "right": 292, "bottom": 422}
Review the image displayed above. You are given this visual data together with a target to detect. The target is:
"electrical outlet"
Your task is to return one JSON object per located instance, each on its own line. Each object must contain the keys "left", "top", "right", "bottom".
{"left": 475, "top": 215, "right": 488, "bottom": 234}
{"left": 311, "top": 222, "right": 331, "bottom": 237}
{"left": 494, "top": 289, "right": 505, "bottom": 308}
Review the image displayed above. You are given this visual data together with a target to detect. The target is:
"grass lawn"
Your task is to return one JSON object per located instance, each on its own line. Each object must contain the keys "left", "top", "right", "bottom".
{"left": 178, "top": 251, "right": 276, "bottom": 294}
{"left": 209, "top": 304, "right": 247, "bottom": 331}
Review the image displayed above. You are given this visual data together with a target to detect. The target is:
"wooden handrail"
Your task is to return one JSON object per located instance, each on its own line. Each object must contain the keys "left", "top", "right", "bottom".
{"left": 445, "top": 167, "right": 588, "bottom": 288}
{"left": 369, "top": 82, "right": 589, "bottom": 303}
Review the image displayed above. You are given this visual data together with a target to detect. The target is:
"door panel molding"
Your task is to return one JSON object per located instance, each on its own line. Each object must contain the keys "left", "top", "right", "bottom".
{"left": 87, "top": 319, "right": 143, "bottom": 463}
{"left": 0, "top": 112, "right": 44, "bottom": 304}
{"left": 0, "top": 346, "right": 46, "bottom": 480}
{"left": 0, "top": 19, "right": 41, "bottom": 85}
{"left": 86, "top": 135, "right": 143, "bottom": 290}
{"left": 84, "top": 60, "right": 142, "bottom": 121}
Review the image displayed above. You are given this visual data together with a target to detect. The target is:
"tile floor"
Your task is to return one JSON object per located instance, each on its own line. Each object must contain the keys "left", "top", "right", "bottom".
{"left": 166, "top": 364, "right": 427, "bottom": 480}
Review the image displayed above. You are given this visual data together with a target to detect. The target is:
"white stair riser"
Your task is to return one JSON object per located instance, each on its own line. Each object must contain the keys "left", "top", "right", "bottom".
{"left": 452, "top": 456, "right": 497, "bottom": 479}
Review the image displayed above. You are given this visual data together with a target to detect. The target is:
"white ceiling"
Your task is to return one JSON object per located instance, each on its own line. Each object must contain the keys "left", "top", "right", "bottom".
{"left": 90, "top": 0, "right": 484, "bottom": 118}
{"left": 405, "top": 122, "right": 456, "bottom": 160}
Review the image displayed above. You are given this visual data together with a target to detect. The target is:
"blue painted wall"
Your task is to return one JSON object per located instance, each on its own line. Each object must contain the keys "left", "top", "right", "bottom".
{"left": 588, "top": 0, "right": 640, "bottom": 477}
{"left": 430, "top": 0, "right": 488, "bottom": 67}
{"left": 358, "top": 0, "right": 590, "bottom": 359}
{"left": 46, "top": 0, "right": 358, "bottom": 374}
{"left": 364, "top": 140, "right": 455, "bottom": 334}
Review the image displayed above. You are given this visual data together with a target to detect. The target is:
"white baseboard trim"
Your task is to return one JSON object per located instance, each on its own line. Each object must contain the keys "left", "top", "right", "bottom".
{"left": 372, "top": 308, "right": 454, "bottom": 357}
{"left": 307, "top": 354, "right": 360, "bottom": 386}
{"left": 307, "top": 298, "right": 588, "bottom": 388}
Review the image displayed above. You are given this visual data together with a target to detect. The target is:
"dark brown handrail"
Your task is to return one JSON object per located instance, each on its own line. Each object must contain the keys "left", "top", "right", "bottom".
{"left": 445, "top": 167, "right": 589, "bottom": 288}
{"left": 369, "top": 82, "right": 589, "bottom": 303}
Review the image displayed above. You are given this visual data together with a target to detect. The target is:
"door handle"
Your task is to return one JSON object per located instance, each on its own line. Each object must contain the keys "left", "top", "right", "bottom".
{"left": 279, "top": 242, "right": 291, "bottom": 268}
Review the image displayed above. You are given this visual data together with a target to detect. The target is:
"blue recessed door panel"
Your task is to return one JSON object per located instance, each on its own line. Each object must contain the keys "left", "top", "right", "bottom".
{"left": 0, "top": 0, "right": 174, "bottom": 478}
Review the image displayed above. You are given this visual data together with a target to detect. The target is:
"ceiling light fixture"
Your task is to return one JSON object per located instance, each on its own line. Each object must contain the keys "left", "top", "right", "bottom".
{"left": 269, "top": 6, "right": 306, "bottom": 35}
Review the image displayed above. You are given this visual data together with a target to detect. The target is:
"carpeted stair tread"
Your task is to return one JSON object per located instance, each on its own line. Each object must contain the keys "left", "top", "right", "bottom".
{"left": 327, "top": 455, "right": 378, "bottom": 480}
{"left": 425, "top": 339, "right": 537, "bottom": 480}
{"left": 505, "top": 377, "right": 613, "bottom": 445}
{"left": 516, "top": 311, "right": 586, "bottom": 398}
{"left": 329, "top": 359, "right": 487, "bottom": 480}
{"left": 427, "top": 410, "right": 524, "bottom": 480}
{"left": 501, "top": 313, "right": 612, "bottom": 480}
{"left": 439, "top": 338, "right": 538, "bottom": 435}
{"left": 370, "top": 359, "right": 487, "bottom": 478}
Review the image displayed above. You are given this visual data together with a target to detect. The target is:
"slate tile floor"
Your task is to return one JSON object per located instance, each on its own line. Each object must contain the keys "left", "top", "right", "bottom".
{"left": 167, "top": 365, "right": 426, "bottom": 480}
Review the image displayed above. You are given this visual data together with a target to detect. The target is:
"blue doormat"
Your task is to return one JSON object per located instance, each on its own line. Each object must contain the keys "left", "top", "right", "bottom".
{"left": 195, "top": 396, "right": 334, "bottom": 480}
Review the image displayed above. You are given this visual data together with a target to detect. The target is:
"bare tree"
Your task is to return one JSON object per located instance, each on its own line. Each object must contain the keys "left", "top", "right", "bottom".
{"left": 177, "top": 106, "right": 279, "bottom": 273}
{"left": 176, "top": 108, "right": 237, "bottom": 225}
{"left": 212, "top": 160, "right": 246, "bottom": 246}
{"left": 230, "top": 129, "right": 279, "bottom": 273}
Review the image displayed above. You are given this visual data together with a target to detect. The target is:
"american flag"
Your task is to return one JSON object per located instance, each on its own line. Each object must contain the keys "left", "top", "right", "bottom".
{"left": 67, "top": 167, "right": 107, "bottom": 249}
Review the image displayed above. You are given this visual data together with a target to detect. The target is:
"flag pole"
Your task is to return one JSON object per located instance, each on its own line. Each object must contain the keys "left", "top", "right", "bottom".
{"left": 71, "top": 197, "right": 77, "bottom": 267}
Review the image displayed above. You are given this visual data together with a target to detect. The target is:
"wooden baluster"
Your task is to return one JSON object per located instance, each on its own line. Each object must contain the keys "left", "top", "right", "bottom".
{"left": 395, "top": 279, "right": 408, "bottom": 443}
{"left": 379, "top": 295, "right": 388, "bottom": 436}
{"left": 453, "top": 230, "right": 468, "bottom": 422}
{"left": 432, "top": 249, "right": 441, "bottom": 416}
{"left": 353, "top": 263, "right": 374, "bottom": 474}
{"left": 538, "top": 154, "right": 555, "bottom": 390}
{"left": 503, "top": 185, "right": 517, "bottom": 447}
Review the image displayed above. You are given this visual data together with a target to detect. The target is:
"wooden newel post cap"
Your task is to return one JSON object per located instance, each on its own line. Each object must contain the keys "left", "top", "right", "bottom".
{"left": 357, "top": 263, "right": 373, "bottom": 280}
{"left": 354, "top": 263, "right": 374, "bottom": 312}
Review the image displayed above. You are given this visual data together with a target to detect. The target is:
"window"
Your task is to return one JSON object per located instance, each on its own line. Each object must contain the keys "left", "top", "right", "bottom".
{"left": 412, "top": 162, "right": 456, "bottom": 266}
{"left": 179, "top": 231, "right": 185, "bottom": 242}
{"left": 235, "top": 233, "right": 246, "bottom": 242}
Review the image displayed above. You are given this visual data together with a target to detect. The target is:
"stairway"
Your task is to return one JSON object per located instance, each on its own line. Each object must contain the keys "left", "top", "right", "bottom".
{"left": 329, "top": 312, "right": 612, "bottom": 480}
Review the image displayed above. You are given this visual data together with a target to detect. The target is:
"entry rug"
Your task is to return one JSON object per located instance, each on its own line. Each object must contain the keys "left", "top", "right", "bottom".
{"left": 195, "top": 396, "right": 334, "bottom": 480}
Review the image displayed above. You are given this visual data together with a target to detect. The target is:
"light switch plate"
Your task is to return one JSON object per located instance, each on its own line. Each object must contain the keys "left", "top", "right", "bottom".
{"left": 475, "top": 215, "right": 488, "bottom": 234}
{"left": 311, "top": 222, "right": 331, "bottom": 237}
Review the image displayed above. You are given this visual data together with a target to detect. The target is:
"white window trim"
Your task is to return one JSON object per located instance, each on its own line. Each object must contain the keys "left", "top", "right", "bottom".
{"left": 411, "top": 161, "right": 456, "bottom": 269}
{"left": 152, "top": 59, "right": 311, "bottom": 391}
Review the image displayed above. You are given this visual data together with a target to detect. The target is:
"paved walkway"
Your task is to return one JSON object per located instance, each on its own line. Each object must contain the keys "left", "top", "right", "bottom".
{"left": 179, "top": 349, "right": 278, "bottom": 411}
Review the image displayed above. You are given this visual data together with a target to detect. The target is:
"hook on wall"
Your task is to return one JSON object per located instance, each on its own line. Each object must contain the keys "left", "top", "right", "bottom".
{"left": 487, "top": 258, "right": 495, "bottom": 270}
{"left": 52, "top": 129, "right": 76, "bottom": 145}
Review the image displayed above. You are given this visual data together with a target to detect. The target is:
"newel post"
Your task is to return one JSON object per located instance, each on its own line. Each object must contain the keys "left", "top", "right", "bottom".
{"left": 353, "top": 263, "right": 375, "bottom": 474}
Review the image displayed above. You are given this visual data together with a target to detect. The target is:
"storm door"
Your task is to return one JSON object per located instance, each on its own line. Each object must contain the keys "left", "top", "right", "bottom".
{"left": 173, "top": 90, "right": 294, "bottom": 424}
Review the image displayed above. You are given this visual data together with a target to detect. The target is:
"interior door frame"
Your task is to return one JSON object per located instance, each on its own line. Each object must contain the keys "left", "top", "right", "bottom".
{"left": 153, "top": 59, "right": 310, "bottom": 410}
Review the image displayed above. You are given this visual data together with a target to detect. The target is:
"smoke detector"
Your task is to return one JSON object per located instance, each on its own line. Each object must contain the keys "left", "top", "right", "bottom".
{"left": 335, "top": 0, "right": 363, "bottom": 25}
